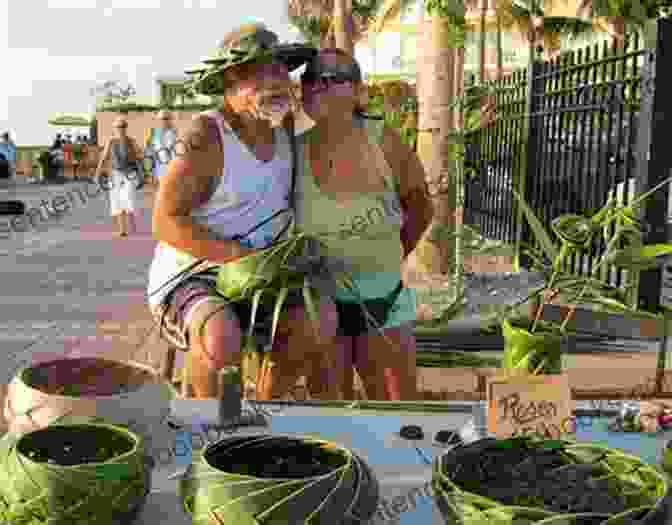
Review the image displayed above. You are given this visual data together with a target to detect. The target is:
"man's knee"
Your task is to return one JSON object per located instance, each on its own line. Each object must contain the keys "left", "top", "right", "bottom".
{"left": 188, "top": 302, "right": 242, "bottom": 369}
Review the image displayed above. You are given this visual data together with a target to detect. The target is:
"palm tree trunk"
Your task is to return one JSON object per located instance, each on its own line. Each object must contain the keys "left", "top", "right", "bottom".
{"left": 416, "top": 12, "right": 465, "bottom": 279}
{"left": 496, "top": 15, "right": 504, "bottom": 80}
{"left": 529, "top": 17, "right": 537, "bottom": 67}
{"left": 333, "top": 0, "right": 355, "bottom": 55}
{"left": 479, "top": 0, "right": 488, "bottom": 83}
{"left": 608, "top": 16, "right": 627, "bottom": 54}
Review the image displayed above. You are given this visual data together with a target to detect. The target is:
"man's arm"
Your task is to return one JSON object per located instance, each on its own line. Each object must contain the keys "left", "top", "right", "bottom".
{"left": 152, "top": 115, "right": 253, "bottom": 264}
{"left": 379, "top": 125, "right": 434, "bottom": 257}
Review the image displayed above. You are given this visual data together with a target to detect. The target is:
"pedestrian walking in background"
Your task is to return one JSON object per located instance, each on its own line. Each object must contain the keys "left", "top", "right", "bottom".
{"left": 94, "top": 116, "right": 143, "bottom": 237}
{"left": 51, "top": 133, "right": 64, "bottom": 150}
{"left": 0, "top": 132, "right": 17, "bottom": 182}
{"left": 145, "top": 110, "right": 177, "bottom": 185}
{"left": 62, "top": 139, "right": 72, "bottom": 179}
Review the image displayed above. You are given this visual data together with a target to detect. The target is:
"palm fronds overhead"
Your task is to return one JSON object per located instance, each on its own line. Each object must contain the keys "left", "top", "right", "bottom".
{"left": 287, "top": 0, "right": 389, "bottom": 45}
{"left": 366, "top": 0, "right": 419, "bottom": 34}
{"left": 495, "top": 0, "right": 600, "bottom": 59}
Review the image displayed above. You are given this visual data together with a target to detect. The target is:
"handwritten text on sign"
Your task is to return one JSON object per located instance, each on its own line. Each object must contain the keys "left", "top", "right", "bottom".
{"left": 487, "top": 373, "right": 573, "bottom": 439}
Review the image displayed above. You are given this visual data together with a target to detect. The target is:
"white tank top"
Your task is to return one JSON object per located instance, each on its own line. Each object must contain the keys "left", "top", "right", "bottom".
{"left": 146, "top": 110, "right": 293, "bottom": 306}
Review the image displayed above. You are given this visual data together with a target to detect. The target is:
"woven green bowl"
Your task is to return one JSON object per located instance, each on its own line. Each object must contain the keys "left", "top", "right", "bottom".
{"left": 433, "top": 436, "right": 670, "bottom": 525}
{"left": 0, "top": 422, "right": 150, "bottom": 525}
{"left": 179, "top": 434, "right": 380, "bottom": 524}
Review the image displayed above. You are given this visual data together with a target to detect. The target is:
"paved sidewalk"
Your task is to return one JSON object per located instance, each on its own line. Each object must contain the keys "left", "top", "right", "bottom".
{"left": 0, "top": 181, "right": 173, "bottom": 428}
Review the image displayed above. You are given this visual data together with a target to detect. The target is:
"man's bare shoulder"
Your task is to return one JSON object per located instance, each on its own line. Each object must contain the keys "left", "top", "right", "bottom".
{"left": 175, "top": 114, "right": 222, "bottom": 161}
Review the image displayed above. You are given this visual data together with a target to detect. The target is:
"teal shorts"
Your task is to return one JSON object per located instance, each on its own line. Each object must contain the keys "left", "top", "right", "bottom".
{"left": 332, "top": 271, "right": 417, "bottom": 332}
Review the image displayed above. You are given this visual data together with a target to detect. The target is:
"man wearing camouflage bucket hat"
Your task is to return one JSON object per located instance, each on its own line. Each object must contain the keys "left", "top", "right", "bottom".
{"left": 146, "top": 23, "right": 342, "bottom": 399}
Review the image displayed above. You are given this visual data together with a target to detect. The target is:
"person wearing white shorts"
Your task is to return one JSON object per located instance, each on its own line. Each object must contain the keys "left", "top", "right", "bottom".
{"left": 94, "top": 116, "right": 142, "bottom": 237}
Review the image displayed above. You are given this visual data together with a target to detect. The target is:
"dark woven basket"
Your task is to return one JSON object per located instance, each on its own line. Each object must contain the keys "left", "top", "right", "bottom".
{"left": 433, "top": 436, "right": 672, "bottom": 524}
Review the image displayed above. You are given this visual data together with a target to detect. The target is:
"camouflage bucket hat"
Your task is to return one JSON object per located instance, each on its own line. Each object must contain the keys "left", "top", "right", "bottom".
{"left": 185, "top": 23, "right": 316, "bottom": 96}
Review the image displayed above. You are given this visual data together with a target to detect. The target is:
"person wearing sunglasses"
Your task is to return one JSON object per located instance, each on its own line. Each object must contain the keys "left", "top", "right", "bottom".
{"left": 147, "top": 23, "right": 343, "bottom": 399}
{"left": 297, "top": 49, "right": 434, "bottom": 400}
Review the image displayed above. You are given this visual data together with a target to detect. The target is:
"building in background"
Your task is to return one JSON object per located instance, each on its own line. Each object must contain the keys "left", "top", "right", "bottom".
{"left": 153, "top": 74, "right": 213, "bottom": 107}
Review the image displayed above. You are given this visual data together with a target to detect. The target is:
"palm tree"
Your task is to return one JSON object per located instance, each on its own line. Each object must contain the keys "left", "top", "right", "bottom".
{"left": 495, "top": 0, "right": 598, "bottom": 64}
{"left": 465, "top": 0, "right": 489, "bottom": 83}
{"left": 496, "top": 11, "right": 504, "bottom": 79}
{"left": 577, "top": 0, "right": 666, "bottom": 54}
{"left": 287, "top": 0, "right": 391, "bottom": 50}
{"left": 333, "top": 0, "right": 356, "bottom": 55}
{"left": 414, "top": 5, "right": 468, "bottom": 276}
{"left": 370, "top": 0, "right": 470, "bottom": 276}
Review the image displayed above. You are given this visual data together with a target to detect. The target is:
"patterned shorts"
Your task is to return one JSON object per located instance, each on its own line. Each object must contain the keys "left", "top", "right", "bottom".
{"left": 149, "top": 273, "right": 304, "bottom": 351}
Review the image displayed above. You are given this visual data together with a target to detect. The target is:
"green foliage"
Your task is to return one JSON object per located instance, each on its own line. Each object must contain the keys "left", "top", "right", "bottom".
{"left": 587, "top": 0, "right": 667, "bottom": 28}
{"left": 352, "top": 0, "right": 388, "bottom": 31}
{"left": 499, "top": 173, "right": 672, "bottom": 338}
{"left": 365, "top": 87, "right": 418, "bottom": 149}
{"left": 423, "top": 0, "right": 468, "bottom": 48}
{"left": 288, "top": 0, "right": 384, "bottom": 46}
{"left": 288, "top": 13, "right": 325, "bottom": 47}
{"left": 424, "top": 0, "right": 467, "bottom": 20}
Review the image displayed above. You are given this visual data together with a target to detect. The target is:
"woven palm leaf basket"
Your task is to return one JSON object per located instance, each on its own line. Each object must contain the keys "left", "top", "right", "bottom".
{"left": 4, "top": 357, "right": 175, "bottom": 459}
{"left": 0, "top": 421, "right": 151, "bottom": 525}
{"left": 179, "top": 434, "right": 380, "bottom": 524}
{"left": 433, "top": 436, "right": 672, "bottom": 524}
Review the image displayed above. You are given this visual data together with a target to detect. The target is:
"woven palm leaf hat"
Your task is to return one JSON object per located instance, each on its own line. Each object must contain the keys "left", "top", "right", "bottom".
{"left": 185, "top": 23, "right": 317, "bottom": 96}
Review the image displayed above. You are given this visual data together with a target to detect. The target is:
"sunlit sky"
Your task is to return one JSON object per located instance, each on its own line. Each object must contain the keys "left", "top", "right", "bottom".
{"left": 1, "top": 1, "right": 306, "bottom": 145}
{"left": 1, "top": 0, "right": 602, "bottom": 146}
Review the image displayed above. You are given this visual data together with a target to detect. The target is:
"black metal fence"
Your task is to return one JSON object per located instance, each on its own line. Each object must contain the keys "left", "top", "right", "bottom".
{"left": 464, "top": 17, "right": 672, "bottom": 310}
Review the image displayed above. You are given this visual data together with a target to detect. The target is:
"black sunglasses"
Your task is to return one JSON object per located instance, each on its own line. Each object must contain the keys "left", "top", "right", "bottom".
{"left": 301, "top": 62, "right": 360, "bottom": 84}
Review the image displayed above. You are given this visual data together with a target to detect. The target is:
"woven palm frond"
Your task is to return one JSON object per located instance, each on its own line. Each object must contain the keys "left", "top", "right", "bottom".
{"left": 180, "top": 434, "right": 379, "bottom": 524}
{"left": 0, "top": 422, "right": 150, "bottom": 525}
{"left": 434, "top": 436, "right": 669, "bottom": 524}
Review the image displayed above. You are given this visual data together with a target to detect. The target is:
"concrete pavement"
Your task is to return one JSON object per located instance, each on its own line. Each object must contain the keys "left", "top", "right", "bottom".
{"left": 0, "top": 180, "right": 169, "bottom": 414}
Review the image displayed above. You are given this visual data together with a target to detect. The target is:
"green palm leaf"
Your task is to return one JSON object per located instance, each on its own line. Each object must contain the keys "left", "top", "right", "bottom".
{"left": 248, "top": 289, "right": 267, "bottom": 341}
{"left": 513, "top": 189, "right": 560, "bottom": 264}
{"left": 302, "top": 278, "right": 320, "bottom": 341}
{"left": 270, "top": 285, "right": 289, "bottom": 348}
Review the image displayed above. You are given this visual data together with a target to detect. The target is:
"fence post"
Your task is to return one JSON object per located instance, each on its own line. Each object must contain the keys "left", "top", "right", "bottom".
{"left": 635, "top": 17, "right": 672, "bottom": 314}
{"left": 513, "top": 60, "right": 543, "bottom": 271}
{"left": 633, "top": 17, "right": 672, "bottom": 394}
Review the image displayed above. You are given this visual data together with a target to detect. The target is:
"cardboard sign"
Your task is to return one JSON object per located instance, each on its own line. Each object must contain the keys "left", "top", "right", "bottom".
{"left": 487, "top": 373, "right": 573, "bottom": 439}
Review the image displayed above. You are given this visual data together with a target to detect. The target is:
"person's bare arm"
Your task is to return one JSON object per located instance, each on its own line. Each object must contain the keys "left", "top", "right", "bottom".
{"left": 380, "top": 125, "right": 434, "bottom": 257}
{"left": 94, "top": 139, "right": 111, "bottom": 179}
{"left": 152, "top": 115, "right": 253, "bottom": 264}
{"left": 129, "top": 138, "right": 144, "bottom": 162}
